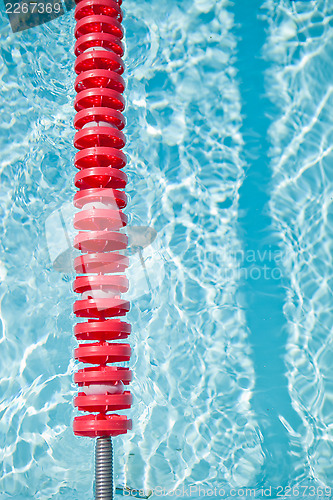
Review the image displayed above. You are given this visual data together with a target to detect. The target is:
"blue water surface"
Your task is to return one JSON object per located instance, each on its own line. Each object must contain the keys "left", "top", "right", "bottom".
{"left": 1, "top": 0, "right": 333, "bottom": 498}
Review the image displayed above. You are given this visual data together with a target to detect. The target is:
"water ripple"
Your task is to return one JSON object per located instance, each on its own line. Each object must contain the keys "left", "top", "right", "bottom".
{"left": 264, "top": 0, "right": 333, "bottom": 488}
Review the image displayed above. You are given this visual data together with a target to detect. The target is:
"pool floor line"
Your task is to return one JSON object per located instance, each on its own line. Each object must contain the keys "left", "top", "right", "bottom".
{"left": 233, "top": 0, "right": 307, "bottom": 486}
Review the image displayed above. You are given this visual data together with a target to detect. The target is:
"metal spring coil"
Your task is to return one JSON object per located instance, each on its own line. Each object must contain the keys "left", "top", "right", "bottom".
{"left": 95, "top": 437, "right": 113, "bottom": 499}
{"left": 72, "top": 0, "right": 132, "bottom": 439}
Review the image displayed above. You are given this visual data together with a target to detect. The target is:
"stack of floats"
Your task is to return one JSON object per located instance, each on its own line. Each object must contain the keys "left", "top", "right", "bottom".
{"left": 72, "top": 0, "right": 132, "bottom": 440}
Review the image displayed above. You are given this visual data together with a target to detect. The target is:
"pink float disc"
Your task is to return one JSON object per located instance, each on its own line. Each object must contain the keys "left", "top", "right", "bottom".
{"left": 74, "top": 188, "right": 127, "bottom": 209}
{"left": 74, "top": 253, "right": 129, "bottom": 274}
{"left": 73, "top": 275, "right": 129, "bottom": 294}
{"left": 74, "top": 230, "right": 128, "bottom": 252}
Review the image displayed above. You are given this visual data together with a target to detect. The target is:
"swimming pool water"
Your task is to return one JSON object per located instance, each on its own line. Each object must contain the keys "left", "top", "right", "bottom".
{"left": 1, "top": 0, "right": 333, "bottom": 498}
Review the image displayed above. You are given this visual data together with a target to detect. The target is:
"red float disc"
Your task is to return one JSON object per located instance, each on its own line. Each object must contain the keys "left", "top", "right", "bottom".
{"left": 76, "top": 0, "right": 122, "bottom": 5}
{"left": 75, "top": 342, "right": 131, "bottom": 363}
{"left": 74, "top": 126, "right": 125, "bottom": 150}
{"left": 74, "top": 230, "right": 128, "bottom": 252}
{"left": 75, "top": 15, "right": 123, "bottom": 40}
{"left": 74, "top": 391, "right": 132, "bottom": 413}
{"left": 75, "top": 0, "right": 122, "bottom": 22}
{"left": 74, "top": 298, "right": 130, "bottom": 318}
{"left": 74, "top": 167, "right": 127, "bottom": 189}
{"left": 75, "top": 69, "right": 125, "bottom": 94}
{"left": 73, "top": 275, "right": 129, "bottom": 294}
{"left": 74, "top": 320, "right": 131, "bottom": 341}
{"left": 74, "top": 107, "right": 125, "bottom": 130}
{"left": 74, "top": 253, "right": 129, "bottom": 274}
{"left": 74, "top": 147, "right": 127, "bottom": 170}
{"left": 75, "top": 50, "right": 124, "bottom": 75}
{"left": 75, "top": 365, "right": 131, "bottom": 384}
{"left": 73, "top": 414, "right": 131, "bottom": 438}
{"left": 74, "top": 88, "right": 124, "bottom": 112}
{"left": 74, "top": 188, "right": 127, "bottom": 209}
{"left": 74, "top": 33, "right": 124, "bottom": 57}
{"left": 73, "top": 208, "right": 127, "bottom": 231}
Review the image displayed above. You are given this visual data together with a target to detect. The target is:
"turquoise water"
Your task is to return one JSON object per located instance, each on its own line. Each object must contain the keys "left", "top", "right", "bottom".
{"left": 1, "top": 0, "right": 333, "bottom": 498}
